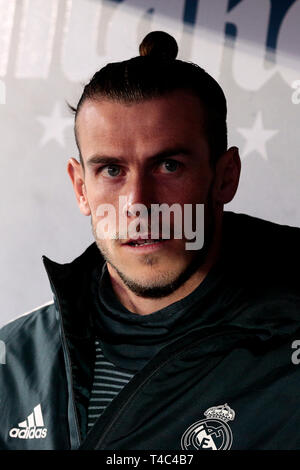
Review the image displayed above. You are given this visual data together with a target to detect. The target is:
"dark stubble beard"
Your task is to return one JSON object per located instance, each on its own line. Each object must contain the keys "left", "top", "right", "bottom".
{"left": 92, "top": 191, "right": 216, "bottom": 299}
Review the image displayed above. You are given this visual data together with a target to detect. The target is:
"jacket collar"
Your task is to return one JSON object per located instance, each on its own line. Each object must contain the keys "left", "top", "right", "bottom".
{"left": 42, "top": 242, "right": 105, "bottom": 339}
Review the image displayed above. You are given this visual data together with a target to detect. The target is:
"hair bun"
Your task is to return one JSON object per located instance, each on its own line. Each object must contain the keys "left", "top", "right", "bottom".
{"left": 139, "top": 31, "right": 178, "bottom": 60}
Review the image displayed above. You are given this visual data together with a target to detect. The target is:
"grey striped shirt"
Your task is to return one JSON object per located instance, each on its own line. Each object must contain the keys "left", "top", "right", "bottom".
{"left": 87, "top": 339, "right": 135, "bottom": 430}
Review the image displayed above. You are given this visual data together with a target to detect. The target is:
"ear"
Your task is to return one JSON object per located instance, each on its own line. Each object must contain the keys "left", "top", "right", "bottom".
{"left": 67, "top": 158, "right": 91, "bottom": 216}
{"left": 212, "top": 146, "right": 241, "bottom": 205}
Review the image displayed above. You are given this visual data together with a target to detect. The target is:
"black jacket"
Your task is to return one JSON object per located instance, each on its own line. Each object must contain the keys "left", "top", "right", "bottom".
{"left": 1, "top": 211, "right": 300, "bottom": 450}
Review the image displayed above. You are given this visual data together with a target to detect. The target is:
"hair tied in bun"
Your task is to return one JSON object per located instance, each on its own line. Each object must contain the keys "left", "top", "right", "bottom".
{"left": 139, "top": 31, "right": 178, "bottom": 60}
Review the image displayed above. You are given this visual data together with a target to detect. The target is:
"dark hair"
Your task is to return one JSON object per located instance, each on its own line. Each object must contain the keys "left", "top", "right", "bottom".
{"left": 69, "top": 31, "right": 227, "bottom": 168}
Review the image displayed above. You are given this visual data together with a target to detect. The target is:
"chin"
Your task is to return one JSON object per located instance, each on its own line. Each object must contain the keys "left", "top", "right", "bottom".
{"left": 127, "top": 268, "right": 177, "bottom": 286}
{"left": 117, "top": 272, "right": 183, "bottom": 299}
{"left": 112, "top": 257, "right": 191, "bottom": 297}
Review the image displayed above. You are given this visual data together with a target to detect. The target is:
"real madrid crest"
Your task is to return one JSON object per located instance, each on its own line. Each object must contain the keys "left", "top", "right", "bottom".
{"left": 181, "top": 403, "right": 235, "bottom": 450}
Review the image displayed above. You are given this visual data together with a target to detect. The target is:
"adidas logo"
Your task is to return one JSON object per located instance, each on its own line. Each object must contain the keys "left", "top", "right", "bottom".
{"left": 9, "top": 404, "right": 47, "bottom": 439}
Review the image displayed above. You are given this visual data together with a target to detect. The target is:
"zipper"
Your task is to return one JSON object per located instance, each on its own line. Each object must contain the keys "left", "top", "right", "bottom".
{"left": 57, "top": 303, "right": 82, "bottom": 448}
{"left": 43, "top": 262, "right": 82, "bottom": 449}
{"left": 83, "top": 326, "right": 247, "bottom": 450}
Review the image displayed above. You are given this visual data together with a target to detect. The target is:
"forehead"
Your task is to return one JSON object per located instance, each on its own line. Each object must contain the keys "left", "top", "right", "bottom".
{"left": 76, "top": 90, "right": 208, "bottom": 160}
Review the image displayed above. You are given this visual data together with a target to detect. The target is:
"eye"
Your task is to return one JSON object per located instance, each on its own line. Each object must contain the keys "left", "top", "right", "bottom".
{"left": 99, "top": 165, "right": 122, "bottom": 177}
{"left": 160, "top": 159, "right": 180, "bottom": 173}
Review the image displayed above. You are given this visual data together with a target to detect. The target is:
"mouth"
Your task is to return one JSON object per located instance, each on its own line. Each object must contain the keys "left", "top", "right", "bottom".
{"left": 124, "top": 237, "right": 165, "bottom": 246}
{"left": 121, "top": 236, "right": 171, "bottom": 251}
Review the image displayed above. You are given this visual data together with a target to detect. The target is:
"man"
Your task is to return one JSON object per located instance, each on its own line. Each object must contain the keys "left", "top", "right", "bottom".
{"left": 1, "top": 31, "right": 300, "bottom": 450}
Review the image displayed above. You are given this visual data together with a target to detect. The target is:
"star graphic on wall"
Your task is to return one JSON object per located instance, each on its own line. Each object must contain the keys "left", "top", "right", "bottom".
{"left": 237, "top": 111, "right": 278, "bottom": 161}
{"left": 37, "top": 102, "right": 74, "bottom": 147}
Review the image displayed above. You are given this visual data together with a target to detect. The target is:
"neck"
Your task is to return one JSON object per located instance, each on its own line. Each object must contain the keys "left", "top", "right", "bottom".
{"left": 106, "top": 215, "right": 223, "bottom": 316}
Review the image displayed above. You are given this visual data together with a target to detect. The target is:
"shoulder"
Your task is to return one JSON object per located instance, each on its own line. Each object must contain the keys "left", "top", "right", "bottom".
{"left": 0, "top": 300, "right": 57, "bottom": 345}
{"left": 224, "top": 210, "right": 300, "bottom": 235}
{"left": 223, "top": 210, "right": 300, "bottom": 252}
{"left": 222, "top": 211, "right": 300, "bottom": 283}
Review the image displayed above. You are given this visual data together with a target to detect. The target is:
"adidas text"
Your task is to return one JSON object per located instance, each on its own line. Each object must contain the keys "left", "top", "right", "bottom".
{"left": 9, "top": 427, "right": 47, "bottom": 439}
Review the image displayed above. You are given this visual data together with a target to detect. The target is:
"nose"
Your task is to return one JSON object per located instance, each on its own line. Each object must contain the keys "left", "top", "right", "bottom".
{"left": 121, "top": 171, "right": 154, "bottom": 218}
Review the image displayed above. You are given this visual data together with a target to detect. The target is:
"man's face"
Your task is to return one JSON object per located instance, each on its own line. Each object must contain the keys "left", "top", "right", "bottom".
{"left": 74, "top": 90, "right": 217, "bottom": 297}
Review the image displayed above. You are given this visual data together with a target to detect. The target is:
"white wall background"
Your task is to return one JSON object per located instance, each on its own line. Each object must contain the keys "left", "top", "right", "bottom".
{"left": 1, "top": 0, "right": 300, "bottom": 327}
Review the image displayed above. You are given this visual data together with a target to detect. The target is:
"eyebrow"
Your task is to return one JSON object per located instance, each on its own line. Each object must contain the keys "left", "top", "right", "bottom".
{"left": 86, "top": 147, "right": 192, "bottom": 168}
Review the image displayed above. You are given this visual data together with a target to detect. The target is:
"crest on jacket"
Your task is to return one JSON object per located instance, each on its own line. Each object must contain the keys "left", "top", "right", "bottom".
{"left": 181, "top": 403, "right": 235, "bottom": 450}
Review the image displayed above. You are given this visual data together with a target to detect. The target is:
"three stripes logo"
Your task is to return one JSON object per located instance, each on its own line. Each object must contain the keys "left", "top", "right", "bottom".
{"left": 9, "top": 404, "right": 47, "bottom": 439}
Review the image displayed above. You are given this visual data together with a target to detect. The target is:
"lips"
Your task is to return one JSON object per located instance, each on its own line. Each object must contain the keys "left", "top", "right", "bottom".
{"left": 127, "top": 239, "right": 163, "bottom": 246}
{"left": 122, "top": 236, "right": 165, "bottom": 246}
